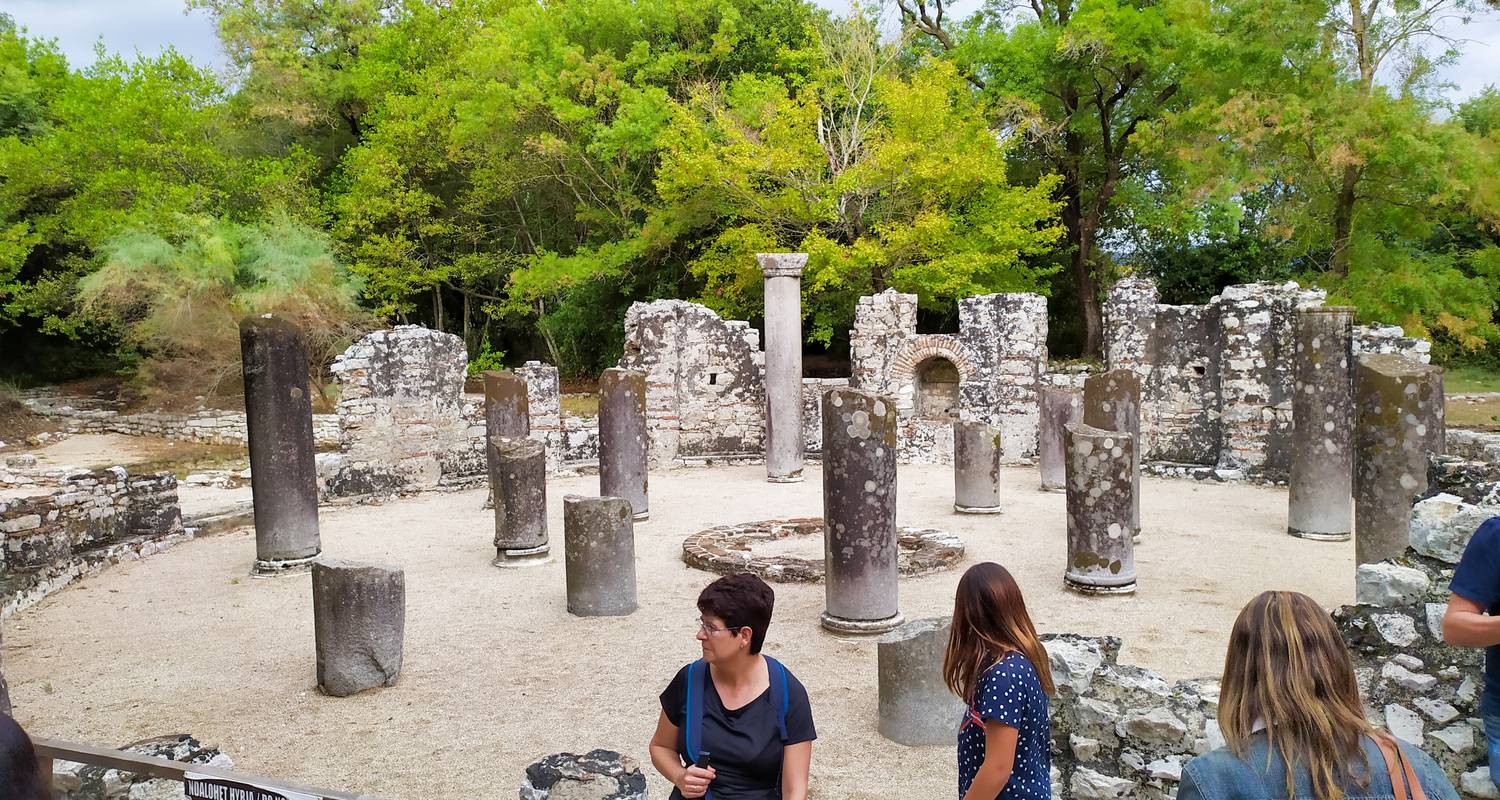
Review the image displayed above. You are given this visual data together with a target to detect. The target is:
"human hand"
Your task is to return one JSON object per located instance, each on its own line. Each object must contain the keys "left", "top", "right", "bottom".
{"left": 676, "top": 765, "right": 716, "bottom": 797}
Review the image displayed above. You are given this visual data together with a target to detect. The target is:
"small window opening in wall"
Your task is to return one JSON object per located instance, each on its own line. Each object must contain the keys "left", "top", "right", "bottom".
{"left": 1192, "top": 365, "right": 1206, "bottom": 377}
{"left": 708, "top": 372, "right": 719, "bottom": 386}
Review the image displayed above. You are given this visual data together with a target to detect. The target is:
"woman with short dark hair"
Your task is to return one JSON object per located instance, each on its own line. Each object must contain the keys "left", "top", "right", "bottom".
{"left": 649, "top": 573, "right": 815, "bottom": 799}
{"left": 0, "top": 714, "right": 50, "bottom": 800}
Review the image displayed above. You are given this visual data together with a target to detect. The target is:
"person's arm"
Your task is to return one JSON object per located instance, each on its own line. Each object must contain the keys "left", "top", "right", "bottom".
{"left": 1175, "top": 767, "right": 1204, "bottom": 800}
{"left": 962, "top": 721, "right": 1017, "bottom": 800}
{"left": 1442, "top": 593, "right": 1500, "bottom": 647}
{"left": 648, "top": 711, "right": 716, "bottom": 798}
{"left": 779, "top": 740, "right": 811, "bottom": 800}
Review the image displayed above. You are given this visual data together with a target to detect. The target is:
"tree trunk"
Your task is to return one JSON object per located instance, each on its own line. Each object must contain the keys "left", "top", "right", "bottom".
{"left": 1330, "top": 164, "right": 1359, "bottom": 277}
{"left": 1059, "top": 120, "right": 1105, "bottom": 358}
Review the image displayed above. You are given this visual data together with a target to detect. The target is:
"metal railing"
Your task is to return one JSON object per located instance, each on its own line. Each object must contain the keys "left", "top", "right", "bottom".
{"left": 33, "top": 737, "right": 376, "bottom": 800}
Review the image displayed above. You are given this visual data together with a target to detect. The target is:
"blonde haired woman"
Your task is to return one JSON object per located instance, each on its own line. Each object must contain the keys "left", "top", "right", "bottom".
{"left": 1178, "top": 591, "right": 1458, "bottom": 799}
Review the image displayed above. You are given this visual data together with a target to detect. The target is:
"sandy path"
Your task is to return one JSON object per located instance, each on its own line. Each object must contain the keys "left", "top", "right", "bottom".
{"left": 3, "top": 464, "right": 1351, "bottom": 799}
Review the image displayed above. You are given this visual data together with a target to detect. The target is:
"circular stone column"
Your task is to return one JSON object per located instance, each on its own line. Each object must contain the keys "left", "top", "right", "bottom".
{"left": 491, "top": 437, "right": 549, "bottom": 566}
{"left": 1354, "top": 354, "right": 1445, "bottom": 566}
{"left": 483, "top": 370, "right": 530, "bottom": 500}
{"left": 820, "top": 387, "right": 903, "bottom": 634}
{"left": 1064, "top": 421, "right": 1137, "bottom": 595}
{"left": 1038, "top": 387, "right": 1081, "bottom": 492}
{"left": 598, "top": 368, "right": 650, "bottom": 521}
{"left": 953, "top": 420, "right": 1002, "bottom": 514}
{"left": 1288, "top": 307, "right": 1354, "bottom": 541}
{"left": 1082, "top": 369, "right": 1142, "bottom": 541}
{"left": 563, "top": 494, "right": 638, "bottom": 617}
{"left": 758, "top": 252, "right": 808, "bottom": 483}
{"left": 877, "top": 617, "right": 965, "bottom": 745}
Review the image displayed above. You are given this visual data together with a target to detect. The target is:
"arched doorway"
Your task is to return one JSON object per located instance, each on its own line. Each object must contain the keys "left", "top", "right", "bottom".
{"left": 914, "top": 357, "right": 960, "bottom": 421}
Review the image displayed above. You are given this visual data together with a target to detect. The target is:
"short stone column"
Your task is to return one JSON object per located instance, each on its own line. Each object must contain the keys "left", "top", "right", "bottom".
{"left": 239, "top": 314, "right": 321, "bottom": 575}
{"left": 520, "top": 751, "right": 648, "bottom": 800}
{"left": 563, "top": 495, "right": 637, "bottom": 617}
{"left": 483, "top": 370, "right": 530, "bottom": 485}
{"left": 491, "top": 437, "right": 549, "bottom": 567}
{"left": 1038, "top": 387, "right": 1082, "bottom": 492}
{"left": 877, "top": 617, "right": 965, "bottom": 746}
{"left": 312, "top": 559, "right": 404, "bottom": 697}
{"left": 1082, "top": 369, "right": 1142, "bottom": 540}
{"left": 1354, "top": 354, "right": 1445, "bottom": 565}
{"left": 598, "top": 368, "right": 649, "bottom": 521}
{"left": 953, "top": 420, "right": 1002, "bottom": 514}
{"left": 1288, "top": 307, "right": 1355, "bottom": 541}
{"left": 821, "top": 387, "right": 903, "bottom": 634}
{"left": 759, "top": 253, "right": 808, "bottom": 483}
{"left": 1064, "top": 422, "right": 1137, "bottom": 595}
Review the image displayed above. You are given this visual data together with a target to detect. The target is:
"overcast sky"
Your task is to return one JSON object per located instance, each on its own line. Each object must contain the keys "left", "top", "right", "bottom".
{"left": 4, "top": 0, "right": 1497, "bottom": 102}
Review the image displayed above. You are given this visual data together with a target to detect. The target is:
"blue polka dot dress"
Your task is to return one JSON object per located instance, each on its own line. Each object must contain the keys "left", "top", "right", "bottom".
{"left": 956, "top": 651, "right": 1051, "bottom": 800}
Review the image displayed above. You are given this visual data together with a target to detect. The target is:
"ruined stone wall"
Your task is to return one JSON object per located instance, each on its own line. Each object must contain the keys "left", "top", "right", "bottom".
{"left": 619, "top": 300, "right": 765, "bottom": 465}
{"left": 800, "top": 378, "right": 850, "bottom": 456}
{"left": 1, "top": 464, "right": 184, "bottom": 616}
{"left": 1357, "top": 323, "right": 1434, "bottom": 364}
{"left": 959, "top": 293, "right": 1048, "bottom": 461}
{"left": 24, "top": 395, "right": 340, "bottom": 448}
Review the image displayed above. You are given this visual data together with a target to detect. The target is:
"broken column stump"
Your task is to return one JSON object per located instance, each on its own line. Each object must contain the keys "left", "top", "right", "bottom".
{"left": 312, "top": 559, "right": 405, "bottom": 697}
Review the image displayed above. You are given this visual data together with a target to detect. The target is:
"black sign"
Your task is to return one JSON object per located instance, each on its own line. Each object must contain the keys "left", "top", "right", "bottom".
{"left": 182, "top": 773, "right": 318, "bottom": 800}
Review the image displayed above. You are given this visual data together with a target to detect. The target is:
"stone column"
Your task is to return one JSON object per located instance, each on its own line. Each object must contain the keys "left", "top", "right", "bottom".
{"left": 821, "top": 387, "right": 903, "bottom": 634}
{"left": 563, "top": 495, "right": 638, "bottom": 617}
{"left": 598, "top": 367, "right": 650, "bottom": 521}
{"left": 759, "top": 253, "right": 808, "bottom": 483}
{"left": 312, "top": 559, "right": 404, "bottom": 697}
{"left": 491, "top": 437, "right": 548, "bottom": 566}
{"left": 953, "top": 420, "right": 1002, "bottom": 514}
{"left": 877, "top": 617, "right": 965, "bottom": 746}
{"left": 1064, "top": 422, "right": 1137, "bottom": 594}
{"left": 1083, "top": 369, "right": 1142, "bottom": 540}
{"left": 1355, "top": 354, "right": 1445, "bottom": 565}
{"left": 240, "top": 314, "right": 321, "bottom": 575}
{"left": 1039, "top": 387, "right": 1082, "bottom": 492}
{"left": 1288, "top": 307, "right": 1355, "bottom": 541}
{"left": 483, "top": 370, "right": 530, "bottom": 477}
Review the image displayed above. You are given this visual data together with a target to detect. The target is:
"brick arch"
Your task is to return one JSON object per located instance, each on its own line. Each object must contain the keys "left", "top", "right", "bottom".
{"left": 888, "top": 335, "right": 980, "bottom": 388}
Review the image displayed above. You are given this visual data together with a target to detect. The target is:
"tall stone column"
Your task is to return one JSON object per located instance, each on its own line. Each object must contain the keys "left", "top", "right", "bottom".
{"left": 240, "top": 314, "right": 321, "bottom": 575}
{"left": 1288, "top": 307, "right": 1355, "bottom": 541}
{"left": 599, "top": 367, "right": 650, "bottom": 521}
{"left": 821, "top": 387, "right": 903, "bottom": 634}
{"left": 491, "top": 437, "right": 549, "bottom": 566}
{"left": 1038, "top": 387, "right": 1081, "bottom": 492}
{"left": 1083, "top": 369, "right": 1142, "bottom": 540}
{"left": 953, "top": 420, "right": 1002, "bottom": 514}
{"left": 1064, "top": 422, "right": 1137, "bottom": 594}
{"left": 563, "top": 495, "right": 638, "bottom": 617}
{"left": 484, "top": 370, "right": 530, "bottom": 473}
{"left": 312, "top": 559, "right": 404, "bottom": 697}
{"left": 877, "top": 617, "right": 965, "bottom": 745}
{"left": 759, "top": 253, "right": 808, "bottom": 483}
{"left": 1355, "top": 354, "right": 1445, "bottom": 565}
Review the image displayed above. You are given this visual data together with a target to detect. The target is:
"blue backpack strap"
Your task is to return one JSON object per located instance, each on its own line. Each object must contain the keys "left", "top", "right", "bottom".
{"left": 765, "top": 655, "right": 791, "bottom": 743}
{"left": 684, "top": 659, "right": 707, "bottom": 764}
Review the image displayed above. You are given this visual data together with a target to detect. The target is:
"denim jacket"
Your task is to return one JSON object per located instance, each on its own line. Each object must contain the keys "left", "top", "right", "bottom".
{"left": 1177, "top": 731, "right": 1460, "bottom": 800}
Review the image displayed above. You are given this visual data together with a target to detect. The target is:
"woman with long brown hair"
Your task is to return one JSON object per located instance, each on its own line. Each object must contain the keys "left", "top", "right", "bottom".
{"left": 1178, "top": 591, "right": 1458, "bottom": 799}
{"left": 943, "top": 562, "right": 1055, "bottom": 800}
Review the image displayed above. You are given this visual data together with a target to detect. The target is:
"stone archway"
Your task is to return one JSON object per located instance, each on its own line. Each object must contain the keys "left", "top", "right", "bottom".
{"left": 887, "top": 335, "right": 980, "bottom": 417}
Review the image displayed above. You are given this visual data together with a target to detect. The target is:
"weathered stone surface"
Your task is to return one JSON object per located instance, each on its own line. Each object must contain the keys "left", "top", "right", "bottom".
{"left": 598, "top": 368, "right": 650, "bottom": 520}
{"left": 760, "top": 253, "right": 807, "bottom": 483}
{"left": 484, "top": 370, "right": 530, "bottom": 492}
{"left": 1355, "top": 562, "right": 1432, "bottom": 607}
{"left": 56, "top": 734, "right": 233, "bottom": 800}
{"left": 821, "top": 387, "right": 902, "bottom": 633}
{"left": 491, "top": 437, "right": 548, "bottom": 566}
{"left": 878, "top": 617, "right": 966, "bottom": 746}
{"left": 1354, "top": 354, "right": 1445, "bottom": 565}
{"left": 519, "top": 750, "right": 647, "bottom": 800}
{"left": 1040, "top": 387, "right": 1082, "bottom": 492}
{"left": 953, "top": 419, "right": 1003, "bottom": 513}
{"left": 239, "top": 314, "right": 321, "bottom": 573}
{"left": 1462, "top": 767, "right": 1500, "bottom": 799}
{"left": 1083, "top": 369, "right": 1141, "bottom": 539}
{"left": 312, "top": 559, "right": 405, "bottom": 697}
{"left": 563, "top": 495, "right": 637, "bottom": 617}
{"left": 1288, "top": 307, "right": 1355, "bottom": 540}
{"left": 1064, "top": 422, "right": 1136, "bottom": 595}
{"left": 680, "top": 517, "right": 962, "bottom": 582}
{"left": 1411, "top": 493, "right": 1500, "bottom": 565}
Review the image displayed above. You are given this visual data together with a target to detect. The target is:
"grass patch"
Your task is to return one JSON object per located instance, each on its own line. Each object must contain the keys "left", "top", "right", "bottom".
{"left": 1445, "top": 364, "right": 1500, "bottom": 394}
{"left": 560, "top": 393, "right": 599, "bottom": 417}
{"left": 1449, "top": 397, "right": 1500, "bottom": 431}
{"left": 128, "top": 442, "right": 249, "bottom": 480}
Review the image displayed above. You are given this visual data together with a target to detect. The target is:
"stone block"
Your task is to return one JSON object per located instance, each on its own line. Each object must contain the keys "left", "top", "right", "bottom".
{"left": 312, "top": 559, "right": 405, "bottom": 696}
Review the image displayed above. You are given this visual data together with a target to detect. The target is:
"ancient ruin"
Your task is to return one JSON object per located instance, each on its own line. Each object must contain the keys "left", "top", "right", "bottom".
{"left": 760, "top": 252, "right": 808, "bottom": 483}
{"left": 877, "top": 617, "right": 965, "bottom": 746}
{"left": 1287, "top": 306, "right": 1356, "bottom": 541}
{"left": 490, "top": 437, "right": 549, "bottom": 566}
{"left": 1063, "top": 422, "right": 1137, "bottom": 595}
{"left": 312, "top": 559, "right": 406, "bottom": 697}
{"left": 562, "top": 494, "right": 638, "bottom": 617}
{"left": 680, "top": 518, "right": 963, "bottom": 582}
{"left": 1355, "top": 354, "right": 1446, "bottom": 565}
{"left": 820, "top": 387, "right": 903, "bottom": 634}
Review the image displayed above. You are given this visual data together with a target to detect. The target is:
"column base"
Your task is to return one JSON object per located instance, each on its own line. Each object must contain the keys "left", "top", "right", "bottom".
{"left": 1288, "top": 527, "right": 1351, "bottom": 542}
{"left": 1064, "top": 578, "right": 1136, "bottom": 596}
{"left": 820, "top": 611, "right": 905, "bottom": 635}
{"left": 954, "top": 504, "right": 1003, "bottom": 515}
{"left": 252, "top": 552, "right": 320, "bottom": 577}
{"left": 766, "top": 474, "right": 806, "bottom": 484}
{"left": 632, "top": 511, "right": 650, "bottom": 523}
{"left": 1038, "top": 484, "right": 1066, "bottom": 493}
{"left": 493, "top": 544, "right": 552, "bottom": 567}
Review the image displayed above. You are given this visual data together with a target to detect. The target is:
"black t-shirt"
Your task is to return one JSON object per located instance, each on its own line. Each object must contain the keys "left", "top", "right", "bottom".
{"left": 659, "top": 659, "right": 817, "bottom": 800}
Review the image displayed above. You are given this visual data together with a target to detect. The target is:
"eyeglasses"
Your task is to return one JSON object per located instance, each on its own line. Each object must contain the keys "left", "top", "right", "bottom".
{"left": 696, "top": 618, "right": 736, "bottom": 636}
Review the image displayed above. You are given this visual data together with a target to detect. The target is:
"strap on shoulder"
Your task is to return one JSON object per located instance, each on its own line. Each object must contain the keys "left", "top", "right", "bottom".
{"left": 1372, "top": 731, "right": 1427, "bottom": 800}
{"left": 764, "top": 655, "right": 790, "bottom": 743}
{"left": 684, "top": 659, "right": 707, "bottom": 763}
